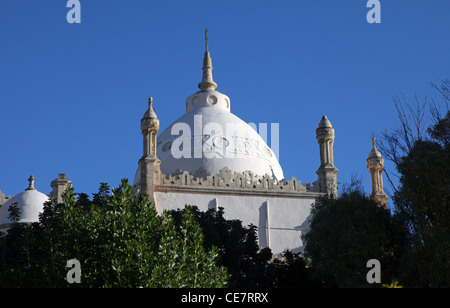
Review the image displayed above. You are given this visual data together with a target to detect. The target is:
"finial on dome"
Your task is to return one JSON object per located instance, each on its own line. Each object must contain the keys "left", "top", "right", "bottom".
{"left": 372, "top": 137, "right": 376, "bottom": 149}
{"left": 198, "top": 28, "right": 218, "bottom": 92}
{"left": 26, "top": 175, "right": 36, "bottom": 191}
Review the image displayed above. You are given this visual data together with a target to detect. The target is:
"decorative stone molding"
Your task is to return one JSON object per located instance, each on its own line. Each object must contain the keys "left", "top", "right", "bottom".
{"left": 159, "top": 167, "right": 319, "bottom": 194}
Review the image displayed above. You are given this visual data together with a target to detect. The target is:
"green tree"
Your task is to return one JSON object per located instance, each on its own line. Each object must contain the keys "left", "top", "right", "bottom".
{"left": 303, "top": 191, "right": 396, "bottom": 288}
{"left": 151, "top": 206, "right": 227, "bottom": 287}
{"left": 393, "top": 111, "right": 450, "bottom": 287}
{"left": 377, "top": 79, "right": 449, "bottom": 197}
{"left": 169, "top": 206, "right": 316, "bottom": 288}
{"left": 0, "top": 179, "right": 228, "bottom": 288}
{"left": 0, "top": 203, "right": 41, "bottom": 287}
{"left": 169, "top": 206, "right": 272, "bottom": 287}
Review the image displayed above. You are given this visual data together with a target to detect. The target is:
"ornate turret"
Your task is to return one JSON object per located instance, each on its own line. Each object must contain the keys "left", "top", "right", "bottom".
{"left": 367, "top": 138, "right": 389, "bottom": 207}
{"left": 138, "top": 97, "right": 161, "bottom": 201}
{"left": 141, "top": 97, "right": 159, "bottom": 158}
{"left": 316, "top": 116, "right": 339, "bottom": 197}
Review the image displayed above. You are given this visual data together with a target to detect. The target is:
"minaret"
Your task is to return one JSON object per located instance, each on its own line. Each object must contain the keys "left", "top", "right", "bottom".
{"left": 138, "top": 97, "right": 161, "bottom": 201}
{"left": 316, "top": 116, "right": 339, "bottom": 197}
{"left": 49, "top": 173, "right": 73, "bottom": 203}
{"left": 367, "top": 138, "right": 389, "bottom": 207}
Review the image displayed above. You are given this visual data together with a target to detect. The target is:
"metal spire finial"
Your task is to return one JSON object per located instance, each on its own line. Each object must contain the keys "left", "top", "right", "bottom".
{"left": 198, "top": 28, "right": 217, "bottom": 92}
{"left": 205, "top": 28, "right": 209, "bottom": 52}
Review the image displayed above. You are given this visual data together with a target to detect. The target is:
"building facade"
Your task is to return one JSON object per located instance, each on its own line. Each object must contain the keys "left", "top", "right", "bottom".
{"left": 132, "top": 33, "right": 337, "bottom": 255}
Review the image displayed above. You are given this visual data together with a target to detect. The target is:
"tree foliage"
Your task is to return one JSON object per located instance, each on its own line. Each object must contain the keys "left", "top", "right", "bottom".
{"left": 304, "top": 107, "right": 449, "bottom": 288}
{"left": 0, "top": 179, "right": 317, "bottom": 288}
{"left": 377, "top": 80, "right": 449, "bottom": 196}
{"left": 303, "top": 191, "right": 397, "bottom": 287}
{"left": 168, "top": 206, "right": 317, "bottom": 288}
{"left": 372, "top": 80, "right": 450, "bottom": 287}
{"left": 0, "top": 179, "right": 228, "bottom": 288}
{"left": 393, "top": 111, "right": 450, "bottom": 287}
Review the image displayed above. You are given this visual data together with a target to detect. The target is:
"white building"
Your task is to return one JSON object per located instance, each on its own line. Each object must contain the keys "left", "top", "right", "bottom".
{"left": 0, "top": 33, "right": 388, "bottom": 255}
{"left": 132, "top": 33, "right": 340, "bottom": 255}
{"left": 0, "top": 176, "right": 49, "bottom": 232}
{"left": 0, "top": 174, "right": 72, "bottom": 232}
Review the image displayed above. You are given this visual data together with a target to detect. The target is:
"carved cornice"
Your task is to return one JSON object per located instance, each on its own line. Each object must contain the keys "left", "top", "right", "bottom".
{"left": 157, "top": 167, "right": 320, "bottom": 195}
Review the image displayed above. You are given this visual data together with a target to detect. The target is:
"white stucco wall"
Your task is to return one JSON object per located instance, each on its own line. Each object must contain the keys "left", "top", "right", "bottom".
{"left": 154, "top": 188, "right": 316, "bottom": 255}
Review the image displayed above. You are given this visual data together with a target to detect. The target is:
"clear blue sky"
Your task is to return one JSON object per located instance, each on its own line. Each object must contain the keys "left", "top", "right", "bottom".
{"left": 1, "top": 1, "right": 449, "bottom": 210}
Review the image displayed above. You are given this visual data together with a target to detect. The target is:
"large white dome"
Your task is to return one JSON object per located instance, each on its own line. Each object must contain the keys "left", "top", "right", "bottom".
{"left": 156, "top": 104, "right": 284, "bottom": 180}
{"left": 134, "top": 38, "right": 284, "bottom": 189}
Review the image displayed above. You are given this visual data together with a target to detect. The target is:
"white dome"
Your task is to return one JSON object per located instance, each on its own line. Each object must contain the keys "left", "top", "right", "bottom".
{"left": 134, "top": 38, "right": 284, "bottom": 189}
{"left": 153, "top": 103, "right": 283, "bottom": 181}
{"left": 0, "top": 185, "right": 49, "bottom": 228}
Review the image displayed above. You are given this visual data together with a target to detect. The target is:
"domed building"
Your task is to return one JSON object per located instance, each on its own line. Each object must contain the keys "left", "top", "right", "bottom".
{"left": 0, "top": 174, "right": 73, "bottom": 232}
{"left": 0, "top": 176, "right": 49, "bottom": 231}
{"left": 0, "top": 32, "right": 389, "bottom": 255}
{"left": 134, "top": 34, "right": 284, "bottom": 189}
{"left": 132, "top": 31, "right": 345, "bottom": 254}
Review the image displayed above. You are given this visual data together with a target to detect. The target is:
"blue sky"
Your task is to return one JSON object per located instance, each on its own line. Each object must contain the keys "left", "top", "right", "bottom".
{"left": 1, "top": 1, "right": 449, "bottom": 210}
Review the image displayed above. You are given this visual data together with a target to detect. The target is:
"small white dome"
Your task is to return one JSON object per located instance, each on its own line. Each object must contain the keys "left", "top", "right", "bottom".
{"left": 0, "top": 178, "right": 49, "bottom": 228}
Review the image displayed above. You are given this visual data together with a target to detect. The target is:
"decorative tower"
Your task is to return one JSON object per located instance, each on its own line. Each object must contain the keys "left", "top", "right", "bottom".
{"left": 367, "top": 138, "right": 389, "bottom": 207}
{"left": 49, "top": 173, "right": 73, "bottom": 203}
{"left": 316, "top": 115, "right": 339, "bottom": 197}
{"left": 138, "top": 97, "right": 161, "bottom": 201}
